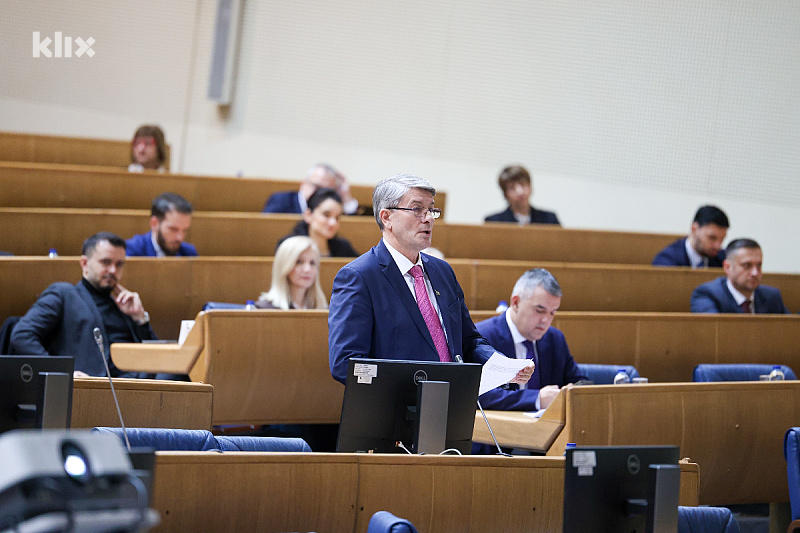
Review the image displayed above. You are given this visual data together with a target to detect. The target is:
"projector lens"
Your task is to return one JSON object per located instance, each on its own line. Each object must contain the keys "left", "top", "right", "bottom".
{"left": 61, "top": 442, "right": 91, "bottom": 484}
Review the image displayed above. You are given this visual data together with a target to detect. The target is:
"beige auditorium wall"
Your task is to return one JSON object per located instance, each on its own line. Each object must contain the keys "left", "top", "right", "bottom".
{"left": 2, "top": 1, "right": 799, "bottom": 273}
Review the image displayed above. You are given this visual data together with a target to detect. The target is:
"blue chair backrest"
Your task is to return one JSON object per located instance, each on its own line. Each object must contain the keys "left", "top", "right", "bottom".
{"left": 202, "top": 302, "right": 247, "bottom": 311}
{"left": 93, "top": 427, "right": 311, "bottom": 452}
{"left": 785, "top": 428, "right": 800, "bottom": 521}
{"left": 692, "top": 364, "right": 796, "bottom": 382}
{"left": 678, "top": 506, "right": 741, "bottom": 533}
{"left": 367, "top": 511, "right": 418, "bottom": 533}
{"left": 576, "top": 364, "right": 640, "bottom": 385}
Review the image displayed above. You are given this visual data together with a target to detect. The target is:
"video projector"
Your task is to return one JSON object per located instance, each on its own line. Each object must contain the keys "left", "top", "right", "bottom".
{"left": 0, "top": 430, "right": 158, "bottom": 533}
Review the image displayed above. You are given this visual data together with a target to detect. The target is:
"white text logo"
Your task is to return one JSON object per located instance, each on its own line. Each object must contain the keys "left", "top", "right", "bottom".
{"left": 33, "top": 32, "right": 95, "bottom": 58}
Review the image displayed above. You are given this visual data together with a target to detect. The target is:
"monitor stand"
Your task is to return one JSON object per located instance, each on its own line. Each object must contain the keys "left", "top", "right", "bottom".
{"left": 414, "top": 380, "right": 449, "bottom": 454}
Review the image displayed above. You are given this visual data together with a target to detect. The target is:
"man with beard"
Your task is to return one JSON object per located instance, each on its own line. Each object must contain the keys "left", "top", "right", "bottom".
{"left": 10, "top": 232, "right": 156, "bottom": 377}
{"left": 652, "top": 205, "right": 728, "bottom": 267}
{"left": 126, "top": 192, "right": 198, "bottom": 257}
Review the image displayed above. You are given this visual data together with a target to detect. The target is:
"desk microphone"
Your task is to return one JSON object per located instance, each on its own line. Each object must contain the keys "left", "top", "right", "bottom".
{"left": 454, "top": 354, "right": 509, "bottom": 457}
{"left": 93, "top": 327, "right": 131, "bottom": 451}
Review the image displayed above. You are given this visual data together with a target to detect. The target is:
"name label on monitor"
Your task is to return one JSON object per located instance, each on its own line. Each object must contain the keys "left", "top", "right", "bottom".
{"left": 353, "top": 363, "right": 378, "bottom": 384}
{"left": 573, "top": 450, "right": 597, "bottom": 476}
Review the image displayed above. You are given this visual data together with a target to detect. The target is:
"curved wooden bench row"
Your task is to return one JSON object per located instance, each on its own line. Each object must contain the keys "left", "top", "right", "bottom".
{"left": 0, "top": 207, "right": 680, "bottom": 263}
{"left": 0, "top": 131, "right": 158, "bottom": 168}
{"left": 0, "top": 161, "right": 390, "bottom": 213}
{"left": 1, "top": 257, "right": 798, "bottom": 338}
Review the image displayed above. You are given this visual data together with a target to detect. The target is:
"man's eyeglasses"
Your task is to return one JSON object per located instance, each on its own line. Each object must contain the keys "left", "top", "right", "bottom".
{"left": 386, "top": 206, "right": 442, "bottom": 219}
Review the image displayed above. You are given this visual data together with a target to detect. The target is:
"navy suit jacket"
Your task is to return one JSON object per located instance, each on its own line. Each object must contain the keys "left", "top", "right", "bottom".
{"left": 328, "top": 240, "right": 495, "bottom": 384}
{"left": 484, "top": 206, "right": 560, "bottom": 225}
{"left": 10, "top": 282, "right": 156, "bottom": 376}
{"left": 691, "top": 276, "right": 789, "bottom": 314}
{"left": 262, "top": 191, "right": 302, "bottom": 214}
{"left": 652, "top": 237, "right": 724, "bottom": 267}
{"left": 125, "top": 232, "right": 198, "bottom": 257}
{"left": 476, "top": 313, "right": 586, "bottom": 410}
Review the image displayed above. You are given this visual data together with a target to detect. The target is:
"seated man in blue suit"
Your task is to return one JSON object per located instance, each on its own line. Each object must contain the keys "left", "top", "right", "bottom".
{"left": 328, "top": 174, "right": 534, "bottom": 387}
{"left": 653, "top": 205, "right": 728, "bottom": 267}
{"left": 691, "top": 238, "right": 790, "bottom": 314}
{"left": 126, "top": 192, "right": 198, "bottom": 257}
{"left": 11, "top": 232, "right": 155, "bottom": 377}
{"left": 484, "top": 165, "right": 560, "bottom": 225}
{"left": 476, "top": 268, "right": 586, "bottom": 412}
{"left": 262, "top": 163, "right": 360, "bottom": 215}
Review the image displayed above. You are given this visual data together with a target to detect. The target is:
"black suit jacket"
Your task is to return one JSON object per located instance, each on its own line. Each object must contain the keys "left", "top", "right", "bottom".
{"left": 652, "top": 237, "right": 725, "bottom": 267}
{"left": 10, "top": 282, "right": 155, "bottom": 376}
{"left": 484, "top": 205, "right": 560, "bottom": 225}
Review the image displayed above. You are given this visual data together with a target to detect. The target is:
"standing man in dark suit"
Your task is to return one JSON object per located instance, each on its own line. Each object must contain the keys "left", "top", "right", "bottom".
{"left": 262, "top": 163, "right": 360, "bottom": 215}
{"left": 476, "top": 268, "right": 586, "bottom": 411}
{"left": 328, "top": 174, "right": 534, "bottom": 385}
{"left": 484, "top": 165, "right": 560, "bottom": 225}
{"left": 691, "top": 238, "right": 790, "bottom": 314}
{"left": 652, "top": 205, "right": 728, "bottom": 267}
{"left": 10, "top": 232, "right": 156, "bottom": 377}
{"left": 126, "top": 192, "right": 198, "bottom": 257}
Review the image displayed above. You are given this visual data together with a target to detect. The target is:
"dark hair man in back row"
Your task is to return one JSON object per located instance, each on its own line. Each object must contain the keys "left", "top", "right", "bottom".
{"left": 691, "top": 238, "right": 790, "bottom": 314}
{"left": 126, "top": 192, "right": 197, "bottom": 257}
{"left": 10, "top": 232, "right": 156, "bottom": 377}
{"left": 652, "top": 205, "right": 729, "bottom": 267}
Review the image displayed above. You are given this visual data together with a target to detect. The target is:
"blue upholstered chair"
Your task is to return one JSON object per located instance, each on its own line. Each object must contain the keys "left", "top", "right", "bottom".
{"left": 93, "top": 428, "right": 311, "bottom": 452}
{"left": 202, "top": 302, "right": 246, "bottom": 311}
{"left": 692, "top": 364, "right": 796, "bottom": 382}
{"left": 367, "top": 511, "right": 418, "bottom": 533}
{"left": 678, "top": 506, "right": 741, "bottom": 533}
{"left": 576, "top": 364, "right": 640, "bottom": 384}
{"left": 785, "top": 428, "right": 800, "bottom": 532}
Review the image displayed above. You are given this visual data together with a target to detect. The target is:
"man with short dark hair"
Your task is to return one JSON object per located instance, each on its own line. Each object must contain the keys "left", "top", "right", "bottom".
{"left": 476, "top": 268, "right": 586, "bottom": 411}
{"left": 10, "top": 232, "right": 155, "bottom": 376}
{"left": 653, "top": 205, "right": 729, "bottom": 267}
{"left": 691, "top": 238, "right": 789, "bottom": 314}
{"left": 126, "top": 192, "right": 197, "bottom": 257}
{"left": 484, "top": 165, "right": 560, "bottom": 225}
{"left": 262, "top": 164, "right": 360, "bottom": 215}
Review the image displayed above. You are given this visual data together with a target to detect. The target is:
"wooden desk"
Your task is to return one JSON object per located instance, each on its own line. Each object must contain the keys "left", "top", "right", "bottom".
{"left": 0, "top": 161, "right": 388, "bottom": 213}
{"left": 0, "top": 132, "right": 155, "bottom": 168}
{"left": 112, "top": 310, "right": 343, "bottom": 426}
{"left": 151, "top": 452, "right": 700, "bottom": 532}
{"left": 71, "top": 377, "right": 213, "bottom": 430}
{"left": 482, "top": 382, "right": 799, "bottom": 505}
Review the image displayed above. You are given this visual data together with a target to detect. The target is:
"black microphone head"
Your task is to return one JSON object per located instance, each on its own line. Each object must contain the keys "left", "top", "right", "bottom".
{"left": 93, "top": 327, "right": 102, "bottom": 344}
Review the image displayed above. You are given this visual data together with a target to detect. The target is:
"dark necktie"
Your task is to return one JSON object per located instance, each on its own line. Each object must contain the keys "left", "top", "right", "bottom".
{"left": 740, "top": 300, "right": 753, "bottom": 314}
{"left": 522, "top": 339, "right": 541, "bottom": 389}
{"left": 409, "top": 265, "right": 451, "bottom": 362}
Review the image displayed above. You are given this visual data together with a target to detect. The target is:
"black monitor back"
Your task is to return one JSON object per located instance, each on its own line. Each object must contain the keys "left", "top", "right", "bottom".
{"left": 563, "top": 445, "right": 680, "bottom": 533}
{"left": 337, "top": 358, "right": 481, "bottom": 454}
{"left": 0, "top": 356, "right": 74, "bottom": 433}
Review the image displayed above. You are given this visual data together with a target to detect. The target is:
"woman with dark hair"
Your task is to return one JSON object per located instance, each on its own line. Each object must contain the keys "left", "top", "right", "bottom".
{"left": 276, "top": 188, "right": 358, "bottom": 258}
{"left": 128, "top": 124, "right": 168, "bottom": 172}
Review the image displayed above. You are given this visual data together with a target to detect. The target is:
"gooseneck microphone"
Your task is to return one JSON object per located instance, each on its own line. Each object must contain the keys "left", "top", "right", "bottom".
{"left": 455, "top": 354, "right": 509, "bottom": 456}
{"left": 93, "top": 327, "right": 131, "bottom": 451}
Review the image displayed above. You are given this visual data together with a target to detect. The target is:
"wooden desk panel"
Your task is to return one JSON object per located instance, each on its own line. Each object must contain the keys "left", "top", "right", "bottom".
{"left": 151, "top": 452, "right": 699, "bottom": 533}
{"left": 71, "top": 378, "right": 212, "bottom": 430}
{"left": 0, "top": 132, "right": 141, "bottom": 168}
{"left": 551, "top": 382, "right": 800, "bottom": 505}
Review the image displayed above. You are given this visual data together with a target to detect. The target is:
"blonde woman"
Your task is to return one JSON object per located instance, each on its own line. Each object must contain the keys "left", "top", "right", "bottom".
{"left": 256, "top": 236, "right": 328, "bottom": 310}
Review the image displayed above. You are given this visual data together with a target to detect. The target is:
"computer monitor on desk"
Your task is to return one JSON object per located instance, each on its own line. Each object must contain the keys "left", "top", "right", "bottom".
{"left": 563, "top": 445, "right": 680, "bottom": 533}
{"left": 336, "top": 358, "right": 482, "bottom": 454}
{"left": 0, "top": 356, "right": 74, "bottom": 434}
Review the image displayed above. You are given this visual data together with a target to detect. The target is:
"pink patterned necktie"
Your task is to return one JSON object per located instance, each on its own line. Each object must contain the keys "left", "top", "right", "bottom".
{"left": 409, "top": 265, "right": 451, "bottom": 362}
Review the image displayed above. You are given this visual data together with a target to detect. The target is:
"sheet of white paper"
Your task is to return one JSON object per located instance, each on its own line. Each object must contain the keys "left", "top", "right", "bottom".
{"left": 478, "top": 352, "right": 532, "bottom": 395}
{"left": 178, "top": 320, "right": 195, "bottom": 346}
{"left": 524, "top": 410, "right": 546, "bottom": 419}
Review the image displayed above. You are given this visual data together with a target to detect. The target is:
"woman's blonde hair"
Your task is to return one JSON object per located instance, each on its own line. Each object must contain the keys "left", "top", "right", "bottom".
{"left": 259, "top": 236, "right": 328, "bottom": 309}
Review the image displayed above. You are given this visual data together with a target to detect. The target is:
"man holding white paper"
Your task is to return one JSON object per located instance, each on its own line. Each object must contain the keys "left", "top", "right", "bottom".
{"left": 328, "top": 174, "right": 533, "bottom": 387}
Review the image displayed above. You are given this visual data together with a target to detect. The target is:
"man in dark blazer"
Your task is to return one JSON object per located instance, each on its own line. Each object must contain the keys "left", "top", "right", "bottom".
{"left": 691, "top": 238, "right": 790, "bottom": 314}
{"left": 126, "top": 192, "right": 197, "bottom": 257}
{"left": 476, "top": 269, "right": 586, "bottom": 412}
{"left": 262, "top": 164, "right": 360, "bottom": 215}
{"left": 11, "top": 232, "right": 155, "bottom": 377}
{"left": 653, "top": 205, "right": 728, "bottom": 267}
{"left": 484, "top": 165, "right": 560, "bottom": 225}
{"left": 328, "top": 174, "right": 534, "bottom": 386}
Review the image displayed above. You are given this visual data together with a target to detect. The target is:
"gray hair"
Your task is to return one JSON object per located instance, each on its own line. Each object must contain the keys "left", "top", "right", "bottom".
{"left": 372, "top": 174, "right": 436, "bottom": 230}
{"left": 511, "top": 268, "right": 562, "bottom": 299}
